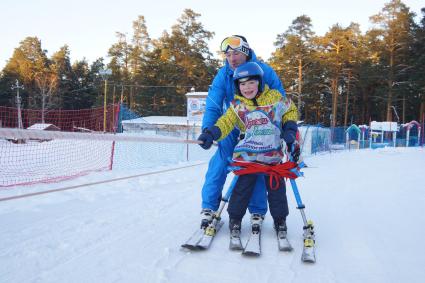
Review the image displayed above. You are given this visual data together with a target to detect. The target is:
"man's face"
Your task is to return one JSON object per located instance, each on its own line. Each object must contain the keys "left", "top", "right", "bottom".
{"left": 225, "top": 50, "right": 247, "bottom": 70}
{"left": 239, "top": 79, "right": 259, "bottom": 99}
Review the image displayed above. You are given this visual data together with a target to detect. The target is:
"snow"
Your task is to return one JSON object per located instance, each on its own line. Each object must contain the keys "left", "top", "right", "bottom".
{"left": 1, "top": 147, "right": 425, "bottom": 283}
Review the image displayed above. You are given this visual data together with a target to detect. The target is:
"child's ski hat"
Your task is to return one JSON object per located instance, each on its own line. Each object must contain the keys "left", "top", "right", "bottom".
{"left": 233, "top": 62, "right": 265, "bottom": 94}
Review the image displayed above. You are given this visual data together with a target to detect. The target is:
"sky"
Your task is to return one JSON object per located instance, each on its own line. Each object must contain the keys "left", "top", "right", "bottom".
{"left": 1, "top": 0, "right": 424, "bottom": 70}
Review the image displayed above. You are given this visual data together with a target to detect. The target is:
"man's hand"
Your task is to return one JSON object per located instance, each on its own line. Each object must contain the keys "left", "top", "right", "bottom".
{"left": 197, "top": 126, "right": 221, "bottom": 150}
{"left": 198, "top": 131, "right": 214, "bottom": 149}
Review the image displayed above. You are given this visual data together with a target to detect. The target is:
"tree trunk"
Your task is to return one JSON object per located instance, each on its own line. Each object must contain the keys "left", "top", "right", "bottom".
{"left": 386, "top": 48, "right": 395, "bottom": 121}
{"left": 344, "top": 70, "right": 351, "bottom": 127}
{"left": 331, "top": 78, "right": 338, "bottom": 127}
{"left": 298, "top": 58, "right": 302, "bottom": 117}
{"left": 402, "top": 94, "right": 405, "bottom": 124}
{"left": 42, "top": 92, "right": 46, "bottom": 123}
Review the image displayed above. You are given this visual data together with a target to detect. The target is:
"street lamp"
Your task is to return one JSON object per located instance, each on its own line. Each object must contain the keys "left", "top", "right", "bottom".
{"left": 99, "top": 69, "right": 112, "bottom": 132}
{"left": 11, "top": 80, "right": 24, "bottom": 129}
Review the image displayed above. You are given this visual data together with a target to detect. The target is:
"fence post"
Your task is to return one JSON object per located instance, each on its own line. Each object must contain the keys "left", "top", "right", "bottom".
{"left": 186, "top": 120, "right": 189, "bottom": 162}
{"left": 422, "top": 112, "right": 425, "bottom": 147}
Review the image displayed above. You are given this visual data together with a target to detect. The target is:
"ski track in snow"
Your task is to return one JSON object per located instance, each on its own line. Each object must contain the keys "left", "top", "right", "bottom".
{"left": 0, "top": 147, "right": 425, "bottom": 282}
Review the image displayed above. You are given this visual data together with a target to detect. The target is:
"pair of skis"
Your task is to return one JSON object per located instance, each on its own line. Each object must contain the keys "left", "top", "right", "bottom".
{"left": 229, "top": 216, "right": 263, "bottom": 256}
{"left": 229, "top": 218, "right": 293, "bottom": 257}
{"left": 181, "top": 220, "right": 224, "bottom": 250}
{"left": 182, "top": 161, "right": 316, "bottom": 263}
{"left": 185, "top": 216, "right": 293, "bottom": 257}
{"left": 181, "top": 176, "right": 238, "bottom": 251}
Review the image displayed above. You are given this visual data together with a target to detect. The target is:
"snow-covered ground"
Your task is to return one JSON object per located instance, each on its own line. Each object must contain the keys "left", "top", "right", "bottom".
{"left": 0, "top": 147, "right": 424, "bottom": 283}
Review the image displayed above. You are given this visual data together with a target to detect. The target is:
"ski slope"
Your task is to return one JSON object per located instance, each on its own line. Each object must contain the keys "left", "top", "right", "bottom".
{"left": 0, "top": 147, "right": 424, "bottom": 283}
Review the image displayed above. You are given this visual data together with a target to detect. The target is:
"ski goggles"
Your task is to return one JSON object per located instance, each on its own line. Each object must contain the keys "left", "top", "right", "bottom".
{"left": 220, "top": 36, "right": 250, "bottom": 56}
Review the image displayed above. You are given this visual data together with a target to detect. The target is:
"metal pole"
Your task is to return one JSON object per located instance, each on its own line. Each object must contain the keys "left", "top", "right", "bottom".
{"left": 120, "top": 84, "right": 124, "bottom": 103}
{"left": 103, "top": 79, "right": 108, "bottom": 132}
{"left": 12, "top": 80, "right": 24, "bottom": 129}
{"left": 112, "top": 84, "right": 116, "bottom": 132}
{"left": 186, "top": 120, "right": 189, "bottom": 162}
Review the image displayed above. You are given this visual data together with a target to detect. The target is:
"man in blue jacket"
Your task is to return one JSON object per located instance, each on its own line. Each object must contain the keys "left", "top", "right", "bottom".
{"left": 197, "top": 35, "right": 286, "bottom": 228}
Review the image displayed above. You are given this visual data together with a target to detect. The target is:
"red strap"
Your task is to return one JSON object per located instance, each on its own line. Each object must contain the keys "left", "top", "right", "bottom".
{"left": 231, "top": 161, "right": 299, "bottom": 190}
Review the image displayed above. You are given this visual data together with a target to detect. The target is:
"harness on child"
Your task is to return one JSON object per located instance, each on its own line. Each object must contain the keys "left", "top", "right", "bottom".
{"left": 229, "top": 160, "right": 304, "bottom": 190}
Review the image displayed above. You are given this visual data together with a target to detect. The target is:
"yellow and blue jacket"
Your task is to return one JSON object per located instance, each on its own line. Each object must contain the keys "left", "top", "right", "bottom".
{"left": 215, "top": 86, "right": 298, "bottom": 141}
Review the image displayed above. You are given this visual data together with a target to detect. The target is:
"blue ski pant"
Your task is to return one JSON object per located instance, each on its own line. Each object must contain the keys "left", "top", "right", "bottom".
{"left": 227, "top": 173, "right": 289, "bottom": 222}
{"left": 201, "top": 129, "right": 268, "bottom": 215}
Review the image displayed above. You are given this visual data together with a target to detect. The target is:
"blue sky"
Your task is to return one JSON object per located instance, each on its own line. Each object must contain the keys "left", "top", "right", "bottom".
{"left": 1, "top": 0, "right": 424, "bottom": 69}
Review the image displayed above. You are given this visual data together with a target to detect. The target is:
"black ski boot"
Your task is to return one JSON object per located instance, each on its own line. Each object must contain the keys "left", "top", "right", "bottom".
{"left": 274, "top": 218, "right": 287, "bottom": 235}
{"left": 229, "top": 218, "right": 241, "bottom": 237}
{"left": 229, "top": 218, "right": 243, "bottom": 250}
{"left": 274, "top": 218, "right": 293, "bottom": 251}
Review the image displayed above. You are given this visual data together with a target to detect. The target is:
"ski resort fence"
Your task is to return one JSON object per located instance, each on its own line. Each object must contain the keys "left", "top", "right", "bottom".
{"left": 0, "top": 105, "right": 120, "bottom": 132}
{"left": 0, "top": 105, "right": 119, "bottom": 187}
{"left": 0, "top": 124, "right": 328, "bottom": 188}
{"left": 1, "top": 104, "right": 424, "bottom": 188}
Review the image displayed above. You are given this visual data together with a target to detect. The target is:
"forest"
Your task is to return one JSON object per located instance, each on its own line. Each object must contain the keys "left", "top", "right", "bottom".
{"left": 1, "top": 0, "right": 424, "bottom": 126}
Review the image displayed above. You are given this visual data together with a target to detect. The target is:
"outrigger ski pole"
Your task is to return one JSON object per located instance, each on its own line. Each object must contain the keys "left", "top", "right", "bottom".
{"left": 288, "top": 151, "right": 316, "bottom": 263}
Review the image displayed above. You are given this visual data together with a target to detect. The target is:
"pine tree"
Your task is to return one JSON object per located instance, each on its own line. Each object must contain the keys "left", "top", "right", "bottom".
{"left": 410, "top": 8, "right": 425, "bottom": 124}
{"left": 370, "top": 0, "right": 416, "bottom": 122}
{"left": 2, "top": 37, "right": 50, "bottom": 109}
{"left": 269, "top": 15, "right": 315, "bottom": 120}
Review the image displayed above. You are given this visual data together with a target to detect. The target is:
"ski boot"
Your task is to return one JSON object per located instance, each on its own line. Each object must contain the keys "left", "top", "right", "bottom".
{"left": 250, "top": 214, "right": 264, "bottom": 233}
{"left": 242, "top": 214, "right": 264, "bottom": 256}
{"left": 274, "top": 218, "right": 287, "bottom": 236}
{"left": 200, "top": 208, "right": 214, "bottom": 229}
{"left": 229, "top": 218, "right": 242, "bottom": 238}
{"left": 229, "top": 218, "right": 243, "bottom": 250}
{"left": 274, "top": 218, "right": 293, "bottom": 251}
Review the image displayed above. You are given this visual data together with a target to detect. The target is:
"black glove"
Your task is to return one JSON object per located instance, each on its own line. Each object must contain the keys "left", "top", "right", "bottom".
{"left": 281, "top": 121, "right": 298, "bottom": 144}
{"left": 197, "top": 126, "right": 221, "bottom": 150}
{"left": 287, "top": 142, "right": 300, "bottom": 162}
{"left": 282, "top": 121, "right": 299, "bottom": 162}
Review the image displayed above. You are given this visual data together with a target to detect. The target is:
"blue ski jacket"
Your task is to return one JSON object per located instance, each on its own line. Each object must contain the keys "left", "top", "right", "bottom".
{"left": 202, "top": 50, "right": 286, "bottom": 129}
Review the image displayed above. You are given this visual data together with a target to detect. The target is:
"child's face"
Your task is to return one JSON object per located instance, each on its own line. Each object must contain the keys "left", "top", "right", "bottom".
{"left": 239, "top": 80, "right": 259, "bottom": 99}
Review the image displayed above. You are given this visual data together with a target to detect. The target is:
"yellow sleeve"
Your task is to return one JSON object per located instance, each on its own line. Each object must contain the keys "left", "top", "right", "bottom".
{"left": 215, "top": 106, "right": 240, "bottom": 141}
{"left": 282, "top": 100, "right": 298, "bottom": 124}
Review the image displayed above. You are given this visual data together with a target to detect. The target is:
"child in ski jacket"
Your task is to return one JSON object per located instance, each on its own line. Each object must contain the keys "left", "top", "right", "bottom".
{"left": 198, "top": 61, "right": 298, "bottom": 235}
{"left": 199, "top": 35, "right": 286, "bottom": 223}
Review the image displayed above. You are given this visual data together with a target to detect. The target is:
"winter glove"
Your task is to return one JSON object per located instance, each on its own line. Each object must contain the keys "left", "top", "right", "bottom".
{"left": 197, "top": 126, "right": 221, "bottom": 150}
{"left": 281, "top": 121, "right": 298, "bottom": 144}
{"left": 281, "top": 121, "right": 299, "bottom": 162}
{"left": 286, "top": 142, "right": 301, "bottom": 162}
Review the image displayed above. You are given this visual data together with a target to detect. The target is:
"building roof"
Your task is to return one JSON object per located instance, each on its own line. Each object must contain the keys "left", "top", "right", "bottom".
{"left": 185, "top": 92, "right": 208, "bottom": 98}
{"left": 27, "top": 123, "right": 60, "bottom": 131}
